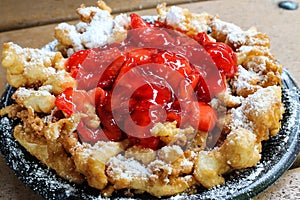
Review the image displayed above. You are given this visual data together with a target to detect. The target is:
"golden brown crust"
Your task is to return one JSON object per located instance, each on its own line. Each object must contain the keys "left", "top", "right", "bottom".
{"left": 12, "top": 109, "right": 84, "bottom": 183}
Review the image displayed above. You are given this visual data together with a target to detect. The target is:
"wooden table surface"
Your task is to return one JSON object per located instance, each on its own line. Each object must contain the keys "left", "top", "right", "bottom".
{"left": 0, "top": 0, "right": 299, "bottom": 199}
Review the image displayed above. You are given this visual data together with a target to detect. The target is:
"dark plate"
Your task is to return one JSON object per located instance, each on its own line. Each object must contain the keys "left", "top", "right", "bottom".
{"left": 0, "top": 69, "right": 300, "bottom": 200}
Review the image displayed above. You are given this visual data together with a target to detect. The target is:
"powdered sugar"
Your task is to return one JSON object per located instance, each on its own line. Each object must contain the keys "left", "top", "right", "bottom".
{"left": 107, "top": 154, "right": 151, "bottom": 182}
{"left": 162, "top": 5, "right": 211, "bottom": 33}
{"left": 180, "top": 158, "right": 193, "bottom": 168}
{"left": 55, "top": 6, "right": 130, "bottom": 56}
{"left": 55, "top": 23, "right": 83, "bottom": 52}
{"left": 113, "top": 14, "right": 130, "bottom": 33}
{"left": 232, "top": 65, "right": 262, "bottom": 94}
{"left": 13, "top": 87, "right": 53, "bottom": 100}
{"left": 212, "top": 18, "right": 243, "bottom": 37}
{"left": 226, "top": 28, "right": 257, "bottom": 48}
{"left": 12, "top": 87, "right": 31, "bottom": 100}
{"left": 230, "top": 106, "right": 254, "bottom": 132}
{"left": 229, "top": 85, "right": 283, "bottom": 137}
{"left": 158, "top": 145, "right": 184, "bottom": 163}
{"left": 212, "top": 18, "right": 269, "bottom": 49}
{"left": 166, "top": 6, "right": 186, "bottom": 27}
{"left": 244, "top": 86, "right": 281, "bottom": 117}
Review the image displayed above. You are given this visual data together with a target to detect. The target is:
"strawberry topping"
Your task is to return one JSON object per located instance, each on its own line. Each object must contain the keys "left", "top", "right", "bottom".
{"left": 57, "top": 13, "right": 237, "bottom": 149}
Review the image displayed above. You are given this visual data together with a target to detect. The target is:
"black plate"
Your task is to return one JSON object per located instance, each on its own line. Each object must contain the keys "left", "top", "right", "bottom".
{"left": 0, "top": 69, "right": 300, "bottom": 200}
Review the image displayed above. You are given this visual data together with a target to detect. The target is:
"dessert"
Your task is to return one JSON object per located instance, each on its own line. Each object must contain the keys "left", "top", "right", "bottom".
{"left": 0, "top": 1, "right": 284, "bottom": 198}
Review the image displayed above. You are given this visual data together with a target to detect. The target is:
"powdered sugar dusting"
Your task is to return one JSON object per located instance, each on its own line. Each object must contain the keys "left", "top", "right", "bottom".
{"left": 14, "top": 87, "right": 53, "bottom": 101}
{"left": 212, "top": 18, "right": 243, "bottom": 39}
{"left": 232, "top": 65, "right": 262, "bottom": 94}
{"left": 230, "top": 105, "right": 254, "bottom": 132}
{"left": 54, "top": 6, "right": 130, "bottom": 56}
{"left": 166, "top": 6, "right": 186, "bottom": 27}
{"left": 1, "top": 70, "right": 299, "bottom": 199}
{"left": 107, "top": 154, "right": 151, "bottom": 182}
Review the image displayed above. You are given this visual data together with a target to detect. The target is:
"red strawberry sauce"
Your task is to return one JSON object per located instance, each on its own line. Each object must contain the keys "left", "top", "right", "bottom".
{"left": 55, "top": 13, "right": 237, "bottom": 149}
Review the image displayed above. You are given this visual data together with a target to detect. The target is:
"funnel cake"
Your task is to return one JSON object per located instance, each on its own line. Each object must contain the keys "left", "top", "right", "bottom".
{"left": 0, "top": 1, "right": 284, "bottom": 198}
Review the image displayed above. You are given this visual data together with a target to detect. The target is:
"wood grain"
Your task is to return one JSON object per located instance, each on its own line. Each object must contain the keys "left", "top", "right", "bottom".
{"left": 0, "top": 0, "right": 205, "bottom": 32}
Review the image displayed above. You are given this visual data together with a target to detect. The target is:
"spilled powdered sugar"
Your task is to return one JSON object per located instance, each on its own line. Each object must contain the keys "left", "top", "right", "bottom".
{"left": 0, "top": 117, "right": 78, "bottom": 199}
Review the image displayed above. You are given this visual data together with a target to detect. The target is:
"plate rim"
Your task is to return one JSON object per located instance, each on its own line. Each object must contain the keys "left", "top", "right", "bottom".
{"left": 0, "top": 68, "right": 299, "bottom": 200}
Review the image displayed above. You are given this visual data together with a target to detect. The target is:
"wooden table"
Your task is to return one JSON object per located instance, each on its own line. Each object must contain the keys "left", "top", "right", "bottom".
{"left": 0, "top": 0, "right": 299, "bottom": 199}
